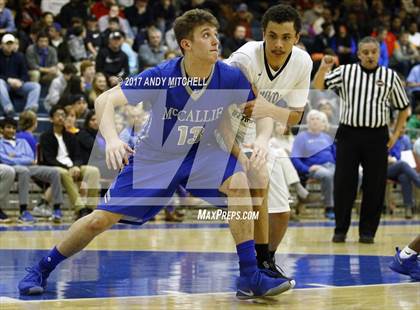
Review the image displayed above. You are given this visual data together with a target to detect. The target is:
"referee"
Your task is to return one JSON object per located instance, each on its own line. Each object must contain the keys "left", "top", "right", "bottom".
{"left": 313, "top": 36, "right": 410, "bottom": 244}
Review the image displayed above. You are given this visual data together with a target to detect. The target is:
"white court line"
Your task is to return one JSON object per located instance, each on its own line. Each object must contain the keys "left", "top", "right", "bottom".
{"left": 305, "top": 283, "right": 335, "bottom": 288}
{"left": 2, "top": 281, "right": 418, "bottom": 304}
{"left": 0, "top": 296, "right": 24, "bottom": 303}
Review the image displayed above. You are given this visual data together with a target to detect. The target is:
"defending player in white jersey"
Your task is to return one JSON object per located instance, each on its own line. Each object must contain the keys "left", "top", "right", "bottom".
{"left": 223, "top": 4, "right": 313, "bottom": 279}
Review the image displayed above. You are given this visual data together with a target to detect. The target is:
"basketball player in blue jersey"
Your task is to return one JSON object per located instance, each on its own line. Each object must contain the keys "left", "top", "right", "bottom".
{"left": 18, "top": 9, "right": 294, "bottom": 299}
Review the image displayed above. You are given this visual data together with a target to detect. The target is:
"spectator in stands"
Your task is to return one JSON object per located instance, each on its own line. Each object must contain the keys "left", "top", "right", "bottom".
{"left": 96, "top": 30, "right": 129, "bottom": 87}
{"left": 407, "top": 105, "right": 420, "bottom": 140}
{"left": 57, "top": 75, "right": 86, "bottom": 107}
{"left": 67, "top": 25, "right": 88, "bottom": 63}
{"left": 91, "top": 0, "right": 116, "bottom": 20}
{"left": 88, "top": 72, "right": 108, "bottom": 105}
{"left": 64, "top": 107, "right": 79, "bottom": 134}
{"left": 44, "top": 63, "right": 77, "bottom": 112}
{"left": 312, "top": 22, "right": 333, "bottom": 54}
{"left": 16, "top": 110, "right": 37, "bottom": 155}
{"left": 0, "top": 163, "right": 14, "bottom": 223}
{"left": 138, "top": 27, "right": 167, "bottom": 71}
{"left": 14, "top": 0, "right": 40, "bottom": 34}
{"left": 64, "top": 94, "right": 88, "bottom": 119}
{"left": 39, "top": 11, "right": 54, "bottom": 28}
{"left": 0, "top": 0, "right": 16, "bottom": 34}
{"left": 152, "top": 0, "right": 176, "bottom": 33}
{"left": 408, "top": 21, "right": 420, "bottom": 49}
{"left": 387, "top": 132, "right": 420, "bottom": 219}
{"left": 47, "top": 23, "right": 63, "bottom": 49}
{"left": 26, "top": 30, "right": 58, "bottom": 84}
{"left": 39, "top": 105, "right": 100, "bottom": 220}
{"left": 291, "top": 110, "right": 336, "bottom": 219}
{"left": 164, "top": 24, "right": 180, "bottom": 55}
{"left": 57, "top": 0, "right": 88, "bottom": 29}
{"left": 393, "top": 31, "right": 419, "bottom": 77}
{"left": 0, "top": 33, "right": 40, "bottom": 116}
{"left": 376, "top": 27, "right": 389, "bottom": 67}
{"left": 230, "top": 3, "right": 254, "bottom": 40}
{"left": 85, "top": 15, "right": 101, "bottom": 58}
{"left": 124, "top": 0, "right": 153, "bottom": 34}
{"left": 81, "top": 60, "right": 96, "bottom": 92}
{"left": 0, "top": 117, "right": 64, "bottom": 223}
{"left": 407, "top": 64, "right": 420, "bottom": 109}
{"left": 99, "top": 16, "right": 120, "bottom": 48}
{"left": 119, "top": 103, "right": 148, "bottom": 148}
{"left": 222, "top": 24, "right": 247, "bottom": 58}
{"left": 330, "top": 24, "right": 356, "bottom": 65}
{"left": 98, "top": 4, "right": 134, "bottom": 44}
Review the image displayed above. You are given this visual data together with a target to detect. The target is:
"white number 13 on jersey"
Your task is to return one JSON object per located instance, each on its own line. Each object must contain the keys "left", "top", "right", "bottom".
{"left": 177, "top": 125, "right": 205, "bottom": 145}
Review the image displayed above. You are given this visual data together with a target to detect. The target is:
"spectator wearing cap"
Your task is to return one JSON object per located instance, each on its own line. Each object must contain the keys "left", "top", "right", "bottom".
{"left": 96, "top": 30, "right": 129, "bottom": 86}
{"left": 0, "top": 0, "right": 16, "bottom": 34}
{"left": 26, "top": 30, "right": 58, "bottom": 84}
{"left": 138, "top": 26, "right": 167, "bottom": 71}
{"left": 67, "top": 25, "right": 88, "bottom": 62}
{"left": 57, "top": 0, "right": 88, "bottom": 29}
{"left": 99, "top": 16, "right": 121, "bottom": 47}
{"left": 98, "top": 4, "right": 134, "bottom": 44}
{"left": 39, "top": 104, "right": 101, "bottom": 220}
{"left": 44, "top": 63, "right": 77, "bottom": 111}
{"left": 0, "top": 33, "right": 40, "bottom": 116}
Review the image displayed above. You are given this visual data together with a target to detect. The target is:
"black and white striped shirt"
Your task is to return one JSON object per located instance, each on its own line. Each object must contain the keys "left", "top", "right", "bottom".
{"left": 324, "top": 64, "right": 409, "bottom": 128}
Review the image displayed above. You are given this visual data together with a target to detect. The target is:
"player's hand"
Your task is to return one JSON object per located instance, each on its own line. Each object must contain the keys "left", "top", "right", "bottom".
{"left": 240, "top": 97, "right": 273, "bottom": 119}
{"left": 319, "top": 55, "right": 335, "bottom": 72}
{"left": 106, "top": 138, "right": 134, "bottom": 170}
{"left": 244, "top": 140, "right": 268, "bottom": 170}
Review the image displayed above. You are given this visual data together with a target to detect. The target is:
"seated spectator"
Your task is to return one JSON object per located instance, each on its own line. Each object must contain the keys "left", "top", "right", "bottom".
{"left": 230, "top": 3, "right": 254, "bottom": 40}
{"left": 164, "top": 25, "right": 180, "bottom": 55}
{"left": 124, "top": 0, "right": 153, "bottom": 34}
{"left": 26, "top": 30, "right": 58, "bottom": 84}
{"left": 39, "top": 11, "right": 54, "bottom": 29}
{"left": 88, "top": 72, "right": 108, "bottom": 106}
{"left": 0, "top": 117, "right": 64, "bottom": 223}
{"left": 47, "top": 24, "right": 63, "bottom": 49}
{"left": 311, "top": 22, "right": 333, "bottom": 54}
{"left": 98, "top": 4, "right": 134, "bottom": 44}
{"left": 80, "top": 60, "right": 96, "bottom": 92}
{"left": 15, "top": 0, "right": 41, "bottom": 34}
{"left": 85, "top": 15, "right": 101, "bottom": 58}
{"left": 64, "top": 107, "right": 79, "bottom": 134}
{"left": 393, "top": 32, "right": 419, "bottom": 77}
{"left": 16, "top": 110, "right": 38, "bottom": 155}
{"left": 0, "top": 0, "right": 16, "bottom": 34}
{"left": 0, "top": 33, "right": 40, "bottom": 116}
{"left": 96, "top": 30, "right": 129, "bottom": 86}
{"left": 407, "top": 105, "right": 420, "bottom": 140}
{"left": 39, "top": 105, "right": 101, "bottom": 220}
{"left": 0, "top": 162, "right": 15, "bottom": 223}
{"left": 119, "top": 103, "right": 148, "bottom": 148}
{"left": 67, "top": 25, "right": 88, "bottom": 62}
{"left": 388, "top": 132, "right": 420, "bottom": 219}
{"left": 152, "top": 0, "right": 176, "bottom": 33}
{"left": 407, "top": 64, "right": 420, "bottom": 109}
{"left": 57, "top": 75, "right": 87, "bottom": 106}
{"left": 99, "top": 16, "right": 121, "bottom": 48}
{"left": 376, "top": 27, "right": 390, "bottom": 67}
{"left": 330, "top": 24, "right": 357, "bottom": 65}
{"left": 408, "top": 21, "right": 420, "bottom": 49}
{"left": 63, "top": 94, "right": 89, "bottom": 120}
{"left": 44, "top": 63, "right": 77, "bottom": 111}
{"left": 291, "top": 110, "right": 336, "bottom": 219}
{"left": 222, "top": 25, "right": 247, "bottom": 58}
{"left": 91, "top": 0, "right": 117, "bottom": 20}
{"left": 57, "top": 0, "right": 88, "bottom": 29}
{"left": 138, "top": 27, "right": 167, "bottom": 71}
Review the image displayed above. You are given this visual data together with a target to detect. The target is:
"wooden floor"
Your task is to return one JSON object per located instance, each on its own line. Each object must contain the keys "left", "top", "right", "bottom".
{"left": 1, "top": 214, "right": 419, "bottom": 309}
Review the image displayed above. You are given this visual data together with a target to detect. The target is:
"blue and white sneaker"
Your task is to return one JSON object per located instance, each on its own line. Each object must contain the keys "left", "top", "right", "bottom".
{"left": 389, "top": 247, "right": 420, "bottom": 281}
{"left": 18, "top": 266, "right": 48, "bottom": 295}
{"left": 50, "top": 209, "right": 62, "bottom": 223}
{"left": 18, "top": 211, "right": 36, "bottom": 224}
{"left": 236, "top": 270, "right": 294, "bottom": 300}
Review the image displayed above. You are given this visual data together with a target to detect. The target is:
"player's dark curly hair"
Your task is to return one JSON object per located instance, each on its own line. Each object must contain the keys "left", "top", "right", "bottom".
{"left": 262, "top": 4, "right": 302, "bottom": 34}
{"left": 173, "top": 9, "right": 219, "bottom": 54}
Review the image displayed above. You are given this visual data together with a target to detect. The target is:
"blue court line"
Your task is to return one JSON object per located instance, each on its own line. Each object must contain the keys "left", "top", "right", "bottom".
{"left": 0, "top": 249, "right": 415, "bottom": 301}
{"left": 0, "top": 220, "right": 419, "bottom": 232}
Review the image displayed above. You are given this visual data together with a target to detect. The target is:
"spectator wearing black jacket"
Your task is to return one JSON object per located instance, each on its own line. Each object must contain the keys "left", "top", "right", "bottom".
{"left": 124, "top": 0, "right": 154, "bottom": 34}
{"left": 40, "top": 105, "right": 100, "bottom": 220}
{"left": 0, "top": 34, "right": 40, "bottom": 116}
{"left": 96, "top": 30, "right": 129, "bottom": 87}
{"left": 57, "top": 0, "right": 88, "bottom": 29}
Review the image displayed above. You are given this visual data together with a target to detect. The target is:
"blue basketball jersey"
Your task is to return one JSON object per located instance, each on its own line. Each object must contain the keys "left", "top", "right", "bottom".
{"left": 121, "top": 57, "right": 255, "bottom": 155}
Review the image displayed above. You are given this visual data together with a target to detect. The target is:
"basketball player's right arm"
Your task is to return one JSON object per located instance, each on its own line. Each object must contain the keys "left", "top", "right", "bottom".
{"left": 95, "top": 85, "right": 134, "bottom": 170}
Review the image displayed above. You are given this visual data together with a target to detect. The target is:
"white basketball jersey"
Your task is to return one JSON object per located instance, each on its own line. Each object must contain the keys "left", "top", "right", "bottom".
{"left": 224, "top": 41, "right": 313, "bottom": 144}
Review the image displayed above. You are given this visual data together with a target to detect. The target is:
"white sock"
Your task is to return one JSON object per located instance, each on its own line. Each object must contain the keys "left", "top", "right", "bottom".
{"left": 293, "top": 182, "right": 308, "bottom": 199}
{"left": 399, "top": 246, "right": 418, "bottom": 259}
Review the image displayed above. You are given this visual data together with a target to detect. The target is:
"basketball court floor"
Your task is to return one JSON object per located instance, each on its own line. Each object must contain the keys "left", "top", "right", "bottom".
{"left": 0, "top": 215, "right": 419, "bottom": 309}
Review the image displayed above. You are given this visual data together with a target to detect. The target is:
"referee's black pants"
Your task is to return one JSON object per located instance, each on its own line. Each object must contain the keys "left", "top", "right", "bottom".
{"left": 333, "top": 125, "right": 389, "bottom": 238}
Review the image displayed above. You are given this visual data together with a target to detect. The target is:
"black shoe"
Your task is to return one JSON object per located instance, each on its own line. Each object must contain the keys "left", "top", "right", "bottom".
{"left": 76, "top": 207, "right": 93, "bottom": 220}
{"left": 332, "top": 234, "right": 346, "bottom": 243}
{"left": 359, "top": 236, "right": 374, "bottom": 244}
{"left": 405, "top": 207, "right": 413, "bottom": 219}
{"left": 0, "top": 208, "right": 11, "bottom": 223}
{"left": 259, "top": 257, "right": 294, "bottom": 283}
